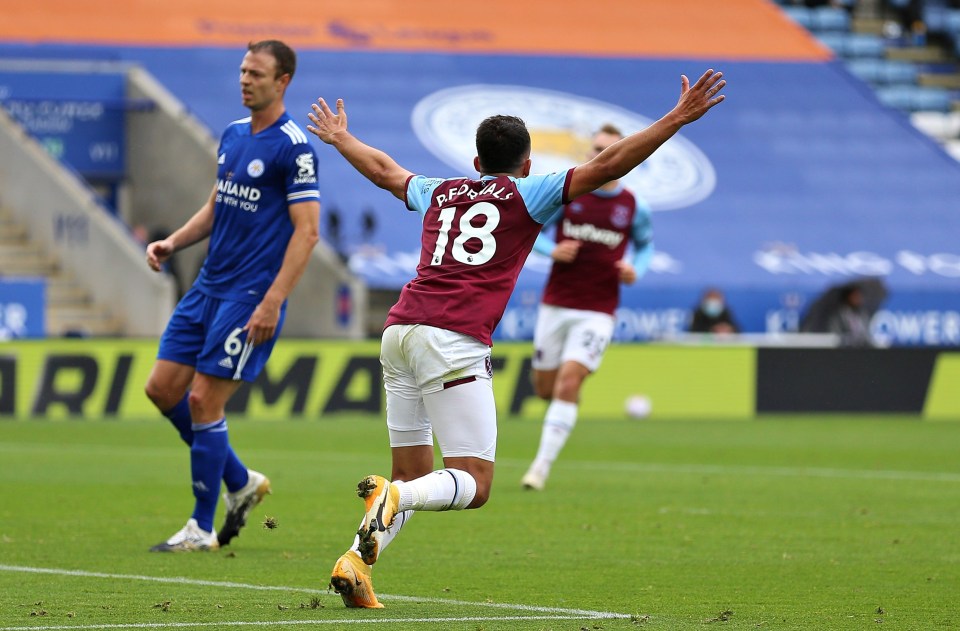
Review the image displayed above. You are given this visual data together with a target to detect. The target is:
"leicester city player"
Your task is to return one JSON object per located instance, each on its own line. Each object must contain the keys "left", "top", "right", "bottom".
{"left": 144, "top": 40, "right": 320, "bottom": 551}
{"left": 306, "top": 69, "right": 724, "bottom": 607}
{"left": 522, "top": 123, "right": 654, "bottom": 491}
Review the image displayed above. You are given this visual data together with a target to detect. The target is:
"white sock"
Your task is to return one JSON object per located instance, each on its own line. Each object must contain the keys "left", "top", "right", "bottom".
{"left": 533, "top": 399, "right": 578, "bottom": 466}
{"left": 395, "top": 469, "right": 477, "bottom": 511}
{"left": 350, "top": 509, "right": 413, "bottom": 557}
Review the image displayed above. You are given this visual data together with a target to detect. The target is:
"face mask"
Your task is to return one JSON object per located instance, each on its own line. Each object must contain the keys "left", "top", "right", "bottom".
{"left": 702, "top": 298, "right": 723, "bottom": 318}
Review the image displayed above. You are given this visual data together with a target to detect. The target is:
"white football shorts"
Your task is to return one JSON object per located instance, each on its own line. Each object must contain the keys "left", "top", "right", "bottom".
{"left": 531, "top": 304, "right": 615, "bottom": 373}
{"left": 380, "top": 324, "right": 497, "bottom": 461}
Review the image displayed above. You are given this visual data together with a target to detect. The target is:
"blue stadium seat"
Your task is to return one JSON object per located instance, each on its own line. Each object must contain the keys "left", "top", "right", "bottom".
{"left": 783, "top": 6, "right": 814, "bottom": 30}
{"left": 876, "top": 85, "right": 953, "bottom": 112}
{"left": 847, "top": 59, "right": 918, "bottom": 86}
{"left": 813, "top": 7, "right": 852, "bottom": 32}
{"left": 945, "top": 9, "right": 960, "bottom": 34}
{"left": 845, "top": 58, "right": 885, "bottom": 83}
{"left": 820, "top": 33, "right": 887, "bottom": 59}
{"left": 911, "top": 87, "right": 952, "bottom": 112}
{"left": 876, "top": 85, "right": 914, "bottom": 110}
{"left": 882, "top": 61, "right": 918, "bottom": 85}
{"left": 923, "top": 6, "right": 949, "bottom": 33}
{"left": 845, "top": 33, "right": 886, "bottom": 58}
{"left": 817, "top": 32, "right": 847, "bottom": 56}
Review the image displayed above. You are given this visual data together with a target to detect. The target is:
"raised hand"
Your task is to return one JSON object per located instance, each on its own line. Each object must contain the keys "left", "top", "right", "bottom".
{"left": 673, "top": 69, "right": 726, "bottom": 125}
{"left": 306, "top": 98, "right": 348, "bottom": 144}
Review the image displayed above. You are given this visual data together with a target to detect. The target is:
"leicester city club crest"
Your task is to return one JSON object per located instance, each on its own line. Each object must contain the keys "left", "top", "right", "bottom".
{"left": 247, "top": 159, "right": 265, "bottom": 178}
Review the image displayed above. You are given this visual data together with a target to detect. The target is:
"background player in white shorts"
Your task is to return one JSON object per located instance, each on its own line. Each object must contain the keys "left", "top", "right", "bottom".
{"left": 306, "top": 70, "right": 724, "bottom": 608}
{"left": 523, "top": 124, "right": 654, "bottom": 491}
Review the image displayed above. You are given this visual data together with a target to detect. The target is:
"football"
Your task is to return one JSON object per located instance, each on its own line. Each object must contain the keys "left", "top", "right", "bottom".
{"left": 624, "top": 394, "right": 652, "bottom": 419}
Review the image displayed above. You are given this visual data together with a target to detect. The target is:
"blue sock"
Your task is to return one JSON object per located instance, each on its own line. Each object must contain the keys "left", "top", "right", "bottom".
{"left": 222, "top": 447, "right": 249, "bottom": 494}
{"left": 190, "top": 418, "right": 229, "bottom": 533}
{"left": 162, "top": 395, "right": 194, "bottom": 445}
{"left": 164, "top": 394, "right": 248, "bottom": 493}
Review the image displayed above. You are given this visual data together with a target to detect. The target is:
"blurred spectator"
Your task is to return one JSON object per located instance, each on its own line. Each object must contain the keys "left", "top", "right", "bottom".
{"left": 131, "top": 223, "right": 150, "bottom": 246}
{"left": 827, "top": 284, "right": 877, "bottom": 347}
{"left": 361, "top": 207, "right": 377, "bottom": 242}
{"left": 800, "top": 278, "right": 887, "bottom": 347}
{"left": 689, "top": 287, "right": 741, "bottom": 334}
{"left": 325, "top": 206, "right": 346, "bottom": 262}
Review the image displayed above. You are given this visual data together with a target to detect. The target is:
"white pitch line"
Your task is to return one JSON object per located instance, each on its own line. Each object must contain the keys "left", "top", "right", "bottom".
{"left": 0, "top": 564, "right": 630, "bottom": 623}
{"left": 2, "top": 616, "right": 603, "bottom": 631}
{"left": 500, "top": 458, "right": 960, "bottom": 483}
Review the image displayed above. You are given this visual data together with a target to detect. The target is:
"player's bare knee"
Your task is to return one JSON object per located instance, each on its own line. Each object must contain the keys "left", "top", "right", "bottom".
{"left": 467, "top": 487, "right": 491, "bottom": 509}
{"left": 144, "top": 381, "right": 175, "bottom": 411}
{"left": 186, "top": 389, "right": 215, "bottom": 421}
{"left": 144, "top": 382, "right": 160, "bottom": 406}
{"left": 534, "top": 383, "right": 553, "bottom": 400}
{"left": 531, "top": 373, "right": 555, "bottom": 400}
{"left": 392, "top": 464, "right": 433, "bottom": 482}
{"left": 555, "top": 374, "right": 585, "bottom": 401}
{"left": 534, "top": 380, "right": 552, "bottom": 400}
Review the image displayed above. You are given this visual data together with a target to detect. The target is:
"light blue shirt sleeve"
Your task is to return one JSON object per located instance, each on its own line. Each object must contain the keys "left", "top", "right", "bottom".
{"left": 531, "top": 211, "right": 562, "bottom": 257}
{"left": 405, "top": 175, "right": 445, "bottom": 218}
{"left": 630, "top": 197, "right": 654, "bottom": 279}
{"left": 514, "top": 171, "right": 570, "bottom": 224}
{"left": 407, "top": 171, "right": 569, "bottom": 223}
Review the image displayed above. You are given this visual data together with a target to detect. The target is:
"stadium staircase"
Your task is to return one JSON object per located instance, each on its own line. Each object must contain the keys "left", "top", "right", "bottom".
{"left": 0, "top": 207, "right": 121, "bottom": 336}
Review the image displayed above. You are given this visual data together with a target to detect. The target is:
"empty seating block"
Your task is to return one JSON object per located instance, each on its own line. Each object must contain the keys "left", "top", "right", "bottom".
{"left": 813, "top": 7, "right": 851, "bottom": 32}
{"left": 846, "top": 33, "right": 887, "bottom": 58}
{"left": 818, "top": 33, "right": 886, "bottom": 58}
{"left": 846, "top": 59, "right": 918, "bottom": 85}
{"left": 783, "top": 6, "right": 814, "bottom": 29}
{"left": 783, "top": 6, "right": 850, "bottom": 33}
{"left": 876, "top": 85, "right": 952, "bottom": 112}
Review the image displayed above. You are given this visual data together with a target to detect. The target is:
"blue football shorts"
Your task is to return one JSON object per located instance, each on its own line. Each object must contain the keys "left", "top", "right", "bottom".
{"left": 157, "top": 286, "right": 285, "bottom": 382}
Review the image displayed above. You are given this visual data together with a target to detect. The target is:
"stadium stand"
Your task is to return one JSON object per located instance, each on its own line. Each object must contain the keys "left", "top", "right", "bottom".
{"left": 778, "top": 1, "right": 960, "bottom": 97}
{"left": 845, "top": 58, "right": 918, "bottom": 84}
{"left": 0, "top": 207, "right": 120, "bottom": 336}
{"left": 0, "top": 58, "right": 366, "bottom": 338}
{"left": 2, "top": 0, "right": 959, "bottom": 345}
{"left": 780, "top": 0, "right": 960, "bottom": 183}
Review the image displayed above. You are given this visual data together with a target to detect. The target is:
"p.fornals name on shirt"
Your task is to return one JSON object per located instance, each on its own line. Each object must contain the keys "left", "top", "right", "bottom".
{"left": 435, "top": 181, "right": 514, "bottom": 206}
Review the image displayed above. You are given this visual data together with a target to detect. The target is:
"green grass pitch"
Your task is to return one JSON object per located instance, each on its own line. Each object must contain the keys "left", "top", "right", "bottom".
{"left": 1, "top": 415, "right": 958, "bottom": 630}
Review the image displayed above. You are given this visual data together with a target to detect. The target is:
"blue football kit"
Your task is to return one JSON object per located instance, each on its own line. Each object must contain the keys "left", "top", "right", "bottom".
{"left": 158, "top": 113, "right": 320, "bottom": 382}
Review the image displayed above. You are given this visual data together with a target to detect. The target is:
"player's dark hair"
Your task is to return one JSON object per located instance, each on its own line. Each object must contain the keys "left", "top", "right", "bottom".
{"left": 475, "top": 115, "right": 530, "bottom": 175}
{"left": 597, "top": 123, "right": 623, "bottom": 138}
{"left": 248, "top": 40, "right": 297, "bottom": 80}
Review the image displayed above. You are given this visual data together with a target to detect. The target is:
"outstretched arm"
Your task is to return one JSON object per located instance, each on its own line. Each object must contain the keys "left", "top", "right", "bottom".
{"left": 307, "top": 98, "right": 413, "bottom": 201}
{"left": 567, "top": 69, "right": 726, "bottom": 200}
